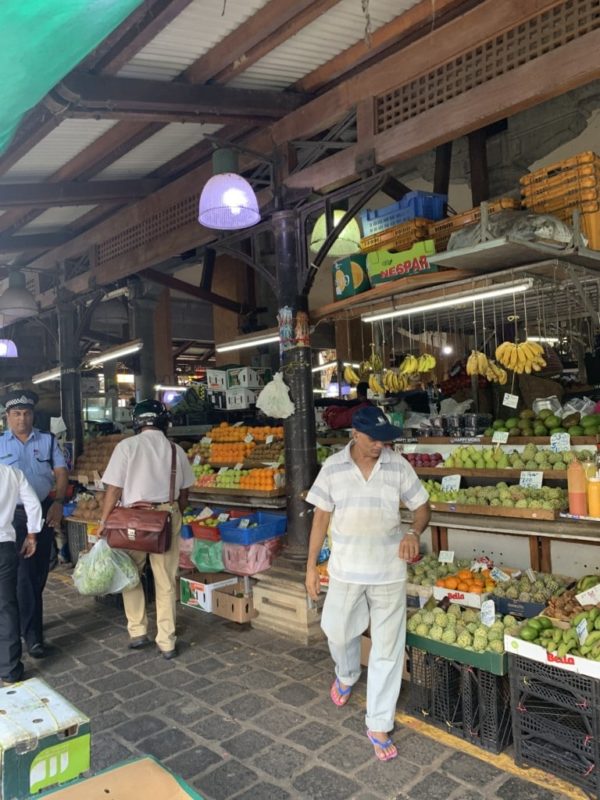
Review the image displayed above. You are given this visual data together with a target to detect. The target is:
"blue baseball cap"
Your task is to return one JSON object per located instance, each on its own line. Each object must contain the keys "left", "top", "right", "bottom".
{"left": 351, "top": 406, "right": 402, "bottom": 441}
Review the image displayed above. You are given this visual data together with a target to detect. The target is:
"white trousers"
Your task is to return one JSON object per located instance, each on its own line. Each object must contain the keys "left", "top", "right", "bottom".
{"left": 321, "top": 577, "right": 407, "bottom": 732}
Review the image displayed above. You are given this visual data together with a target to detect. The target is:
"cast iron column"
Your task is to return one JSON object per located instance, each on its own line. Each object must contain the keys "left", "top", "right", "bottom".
{"left": 57, "top": 298, "right": 83, "bottom": 458}
{"left": 128, "top": 280, "right": 158, "bottom": 401}
{"left": 272, "top": 210, "right": 318, "bottom": 564}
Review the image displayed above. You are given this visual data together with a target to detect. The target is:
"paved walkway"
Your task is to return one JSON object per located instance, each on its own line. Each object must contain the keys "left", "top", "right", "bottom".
{"left": 23, "top": 569, "right": 582, "bottom": 800}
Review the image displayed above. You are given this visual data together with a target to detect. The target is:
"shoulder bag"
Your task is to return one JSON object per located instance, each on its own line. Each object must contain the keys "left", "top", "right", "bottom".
{"left": 105, "top": 443, "right": 177, "bottom": 554}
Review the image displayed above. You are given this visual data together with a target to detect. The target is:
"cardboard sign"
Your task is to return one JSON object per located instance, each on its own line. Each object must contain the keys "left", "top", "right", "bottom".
{"left": 244, "top": 433, "right": 254, "bottom": 444}
{"left": 480, "top": 599, "right": 496, "bottom": 627}
{"left": 238, "top": 518, "right": 251, "bottom": 529}
{"left": 441, "top": 475, "right": 461, "bottom": 492}
{"left": 550, "top": 432, "right": 571, "bottom": 452}
{"left": 192, "top": 455, "right": 201, "bottom": 466}
{"left": 492, "top": 430, "right": 509, "bottom": 444}
{"left": 490, "top": 567, "right": 511, "bottom": 583}
{"left": 576, "top": 583, "right": 600, "bottom": 606}
{"left": 266, "top": 435, "right": 275, "bottom": 444}
{"left": 438, "top": 550, "right": 455, "bottom": 564}
{"left": 519, "top": 471, "right": 544, "bottom": 489}
{"left": 502, "top": 393, "right": 519, "bottom": 409}
{"left": 576, "top": 618, "right": 589, "bottom": 645}
{"left": 200, "top": 437, "right": 212, "bottom": 445}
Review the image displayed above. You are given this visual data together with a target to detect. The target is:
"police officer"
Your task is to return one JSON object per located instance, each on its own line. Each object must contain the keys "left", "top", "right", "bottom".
{"left": 0, "top": 390, "right": 69, "bottom": 658}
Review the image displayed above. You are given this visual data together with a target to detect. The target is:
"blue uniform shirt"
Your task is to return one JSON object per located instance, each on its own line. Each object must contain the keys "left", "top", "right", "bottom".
{"left": 0, "top": 429, "right": 67, "bottom": 501}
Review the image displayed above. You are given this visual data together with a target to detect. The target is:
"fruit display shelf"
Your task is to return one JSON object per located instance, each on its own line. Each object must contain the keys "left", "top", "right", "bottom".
{"left": 406, "top": 633, "right": 507, "bottom": 675}
{"left": 397, "top": 436, "right": 598, "bottom": 445}
{"left": 415, "top": 467, "right": 567, "bottom": 480}
{"left": 429, "top": 501, "right": 558, "bottom": 521}
{"left": 191, "top": 486, "right": 285, "bottom": 498}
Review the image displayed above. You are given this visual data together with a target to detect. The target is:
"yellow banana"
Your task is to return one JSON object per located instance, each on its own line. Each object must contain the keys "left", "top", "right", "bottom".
{"left": 477, "top": 351, "right": 488, "bottom": 374}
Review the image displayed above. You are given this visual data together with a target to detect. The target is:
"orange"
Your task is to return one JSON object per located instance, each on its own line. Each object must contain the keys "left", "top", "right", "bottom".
{"left": 469, "top": 585, "right": 483, "bottom": 594}
{"left": 445, "top": 577, "right": 458, "bottom": 590}
{"left": 435, "top": 579, "right": 446, "bottom": 587}
{"left": 457, "top": 569, "right": 472, "bottom": 580}
{"left": 457, "top": 582, "right": 470, "bottom": 592}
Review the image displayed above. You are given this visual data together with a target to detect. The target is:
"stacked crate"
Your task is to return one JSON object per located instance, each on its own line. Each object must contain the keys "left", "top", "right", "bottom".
{"left": 428, "top": 197, "right": 522, "bottom": 252}
{"left": 509, "top": 653, "right": 600, "bottom": 799}
{"left": 359, "top": 191, "right": 445, "bottom": 254}
{"left": 520, "top": 151, "right": 600, "bottom": 249}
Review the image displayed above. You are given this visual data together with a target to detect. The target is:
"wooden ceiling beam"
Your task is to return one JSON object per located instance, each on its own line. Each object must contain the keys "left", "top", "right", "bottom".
{"left": 0, "top": 233, "right": 71, "bottom": 253}
{"left": 140, "top": 268, "right": 246, "bottom": 314}
{"left": 0, "top": 179, "right": 162, "bottom": 208}
{"left": 54, "top": 73, "right": 309, "bottom": 122}
{"left": 181, "top": 0, "right": 342, "bottom": 85}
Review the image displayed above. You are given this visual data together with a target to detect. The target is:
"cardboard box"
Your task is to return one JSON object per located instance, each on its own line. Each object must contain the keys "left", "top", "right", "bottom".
{"left": 504, "top": 634, "right": 600, "bottom": 679}
{"left": 206, "top": 369, "right": 227, "bottom": 391}
{"left": 226, "top": 366, "right": 270, "bottom": 389}
{"left": 332, "top": 254, "right": 370, "bottom": 299}
{"left": 179, "top": 571, "right": 239, "bottom": 613}
{"left": 361, "top": 634, "right": 410, "bottom": 680}
{"left": 406, "top": 583, "right": 433, "bottom": 609}
{"left": 225, "top": 387, "right": 258, "bottom": 410}
{"left": 0, "top": 678, "right": 90, "bottom": 798}
{"left": 433, "top": 586, "right": 490, "bottom": 609}
{"left": 213, "top": 581, "right": 255, "bottom": 623}
{"left": 366, "top": 240, "right": 437, "bottom": 286}
{"left": 39, "top": 756, "right": 203, "bottom": 799}
{"left": 207, "top": 390, "right": 226, "bottom": 410}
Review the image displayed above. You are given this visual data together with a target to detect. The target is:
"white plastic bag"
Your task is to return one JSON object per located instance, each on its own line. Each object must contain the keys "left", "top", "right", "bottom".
{"left": 72, "top": 538, "right": 140, "bottom": 596}
{"left": 561, "top": 397, "right": 596, "bottom": 418}
{"left": 532, "top": 395, "right": 562, "bottom": 417}
{"left": 256, "top": 372, "right": 295, "bottom": 419}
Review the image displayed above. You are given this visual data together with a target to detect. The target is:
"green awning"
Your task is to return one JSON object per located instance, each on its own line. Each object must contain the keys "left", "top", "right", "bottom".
{"left": 0, "top": 0, "right": 144, "bottom": 155}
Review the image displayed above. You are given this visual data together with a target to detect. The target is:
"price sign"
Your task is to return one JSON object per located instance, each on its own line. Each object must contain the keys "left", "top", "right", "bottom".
{"left": 576, "top": 583, "right": 600, "bottom": 606}
{"left": 197, "top": 506, "right": 214, "bottom": 520}
{"left": 233, "top": 421, "right": 245, "bottom": 427}
{"left": 201, "top": 437, "right": 212, "bottom": 445}
{"left": 218, "top": 467, "right": 229, "bottom": 474}
{"left": 217, "top": 512, "right": 230, "bottom": 523}
{"left": 234, "top": 462, "right": 244, "bottom": 471}
{"left": 519, "top": 471, "right": 544, "bottom": 489}
{"left": 450, "top": 437, "right": 481, "bottom": 444}
{"left": 480, "top": 599, "right": 496, "bottom": 627}
{"left": 441, "top": 475, "right": 461, "bottom": 492}
{"left": 491, "top": 430, "right": 509, "bottom": 444}
{"left": 576, "top": 618, "right": 589, "bottom": 645}
{"left": 266, "top": 434, "right": 274, "bottom": 444}
{"left": 502, "top": 393, "right": 519, "bottom": 409}
{"left": 550, "top": 432, "right": 571, "bottom": 452}
{"left": 402, "top": 444, "right": 418, "bottom": 453}
{"left": 490, "top": 567, "right": 511, "bottom": 583}
{"left": 526, "top": 568, "right": 536, "bottom": 583}
{"left": 244, "top": 433, "right": 254, "bottom": 444}
{"left": 438, "top": 550, "right": 455, "bottom": 564}
{"left": 192, "top": 455, "right": 201, "bottom": 466}
{"left": 238, "top": 518, "right": 251, "bottom": 529}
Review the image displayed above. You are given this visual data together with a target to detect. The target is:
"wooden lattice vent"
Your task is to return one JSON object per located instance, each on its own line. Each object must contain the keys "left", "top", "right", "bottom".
{"left": 96, "top": 193, "right": 198, "bottom": 265}
{"left": 376, "top": 0, "right": 600, "bottom": 133}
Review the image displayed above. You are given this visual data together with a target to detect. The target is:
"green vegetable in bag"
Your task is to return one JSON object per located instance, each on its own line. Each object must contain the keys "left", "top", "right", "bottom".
{"left": 192, "top": 539, "right": 224, "bottom": 572}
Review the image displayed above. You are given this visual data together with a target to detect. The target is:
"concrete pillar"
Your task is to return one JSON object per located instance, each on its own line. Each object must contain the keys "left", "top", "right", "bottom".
{"left": 153, "top": 288, "right": 174, "bottom": 384}
{"left": 128, "top": 280, "right": 159, "bottom": 401}
{"left": 57, "top": 300, "right": 83, "bottom": 457}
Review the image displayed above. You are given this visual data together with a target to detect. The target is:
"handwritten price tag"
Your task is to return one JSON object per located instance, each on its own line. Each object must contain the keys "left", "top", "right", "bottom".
{"left": 490, "top": 567, "right": 511, "bottom": 582}
{"left": 192, "top": 455, "right": 201, "bottom": 466}
{"left": 502, "top": 393, "right": 519, "bottom": 409}
{"left": 480, "top": 599, "right": 496, "bottom": 627}
{"left": 526, "top": 568, "right": 536, "bottom": 582}
{"left": 438, "top": 550, "right": 455, "bottom": 564}
{"left": 201, "top": 437, "right": 212, "bottom": 445}
{"left": 238, "top": 518, "right": 251, "bottom": 529}
{"left": 441, "top": 475, "right": 461, "bottom": 492}
{"left": 234, "top": 462, "right": 244, "bottom": 471}
{"left": 244, "top": 433, "right": 254, "bottom": 444}
{"left": 491, "top": 430, "right": 509, "bottom": 444}
{"left": 550, "top": 432, "right": 571, "bottom": 452}
{"left": 233, "top": 421, "right": 245, "bottom": 427}
{"left": 576, "top": 618, "right": 589, "bottom": 645}
{"left": 218, "top": 467, "right": 229, "bottom": 474}
{"left": 266, "top": 434, "right": 274, "bottom": 444}
{"left": 576, "top": 584, "right": 600, "bottom": 606}
{"left": 402, "top": 444, "right": 418, "bottom": 453}
{"left": 519, "top": 471, "right": 543, "bottom": 489}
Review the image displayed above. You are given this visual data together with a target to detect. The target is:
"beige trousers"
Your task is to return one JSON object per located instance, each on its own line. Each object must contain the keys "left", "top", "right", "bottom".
{"left": 122, "top": 505, "right": 181, "bottom": 652}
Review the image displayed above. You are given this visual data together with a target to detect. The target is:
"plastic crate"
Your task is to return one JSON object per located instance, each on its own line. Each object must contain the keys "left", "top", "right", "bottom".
{"left": 549, "top": 205, "right": 600, "bottom": 249}
{"left": 405, "top": 647, "right": 464, "bottom": 733}
{"left": 360, "top": 192, "right": 446, "bottom": 236}
{"left": 222, "top": 537, "right": 284, "bottom": 576}
{"left": 219, "top": 512, "right": 286, "bottom": 545}
{"left": 65, "top": 520, "right": 88, "bottom": 567}
{"left": 514, "top": 735, "right": 599, "bottom": 799}
{"left": 190, "top": 520, "right": 221, "bottom": 541}
{"left": 462, "top": 665, "right": 513, "bottom": 753}
{"left": 522, "top": 183, "right": 600, "bottom": 215}
{"left": 521, "top": 166, "right": 600, "bottom": 200}
{"left": 509, "top": 653, "right": 597, "bottom": 715}
{"left": 520, "top": 151, "right": 600, "bottom": 187}
{"left": 359, "top": 218, "right": 431, "bottom": 253}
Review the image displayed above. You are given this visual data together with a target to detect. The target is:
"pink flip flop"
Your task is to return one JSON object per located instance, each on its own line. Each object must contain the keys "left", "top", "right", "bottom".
{"left": 366, "top": 729, "right": 398, "bottom": 762}
{"left": 330, "top": 677, "right": 352, "bottom": 707}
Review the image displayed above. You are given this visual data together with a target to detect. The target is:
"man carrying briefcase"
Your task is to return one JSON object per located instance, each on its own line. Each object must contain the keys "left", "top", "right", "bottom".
{"left": 99, "top": 400, "right": 194, "bottom": 659}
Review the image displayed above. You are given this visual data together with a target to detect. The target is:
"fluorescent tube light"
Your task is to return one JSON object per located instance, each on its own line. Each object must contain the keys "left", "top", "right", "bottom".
{"left": 87, "top": 339, "right": 142, "bottom": 367}
{"left": 216, "top": 329, "right": 279, "bottom": 353}
{"left": 155, "top": 384, "right": 185, "bottom": 391}
{"left": 343, "top": 362, "right": 360, "bottom": 368}
{"left": 312, "top": 362, "right": 337, "bottom": 373}
{"left": 527, "top": 336, "right": 559, "bottom": 344}
{"left": 116, "top": 374, "right": 135, "bottom": 384}
{"left": 362, "top": 280, "right": 533, "bottom": 323}
{"left": 32, "top": 367, "right": 61, "bottom": 384}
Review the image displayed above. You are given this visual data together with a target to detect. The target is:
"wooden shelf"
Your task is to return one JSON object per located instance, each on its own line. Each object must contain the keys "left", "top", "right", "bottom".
{"left": 396, "top": 436, "right": 597, "bottom": 445}
{"left": 429, "top": 501, "right": 558, "bottom": 521}
{"left": 415, "top": 467, "right": 567, "bottom": 480}
{"left": 190, "top": 487, "right": 285, "bottom": 498}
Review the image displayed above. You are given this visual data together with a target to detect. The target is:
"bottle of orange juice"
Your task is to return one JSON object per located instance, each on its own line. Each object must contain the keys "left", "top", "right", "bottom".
{"left": 567, "top": 459, "right": 588, "bottom": 516}
{"left": 587, "top": 478, "right": 600, "bottom": 518}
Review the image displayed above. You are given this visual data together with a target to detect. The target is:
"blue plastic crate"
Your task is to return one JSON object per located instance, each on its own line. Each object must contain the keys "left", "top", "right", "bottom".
{"left": 219, "top": 512, "right": 287, "bottom": 545}
{"left": 180, "top": 524, "right": 193, "bottom": 539}
{"left": 360, "top": 191, "right": 447, "bottom": 236}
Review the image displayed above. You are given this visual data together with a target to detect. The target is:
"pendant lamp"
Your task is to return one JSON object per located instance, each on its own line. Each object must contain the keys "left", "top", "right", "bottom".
{"left": 0, "top": 339, "right": 18, "bottom": 357}
{"left": 198, "top": 149, "right": 260, "bottom": 230}
{"left": 309, "top": 209, "right": 361, "bottom": 257}
{"left": 0, "top": 271, "right": 37, "bottom": 326}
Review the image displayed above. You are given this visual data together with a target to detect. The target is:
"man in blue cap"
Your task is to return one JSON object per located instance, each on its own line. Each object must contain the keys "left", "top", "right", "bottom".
{"left": 0, "top": 390, "right": 68, "bottom": 658}
{"left": 305, "top": 405, "right": 430, "bottom": 763}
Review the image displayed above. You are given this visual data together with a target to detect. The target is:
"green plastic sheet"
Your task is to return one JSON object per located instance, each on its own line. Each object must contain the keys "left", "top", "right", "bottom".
{"left": 0, "top": 0, "right": 144, "bottom": 155}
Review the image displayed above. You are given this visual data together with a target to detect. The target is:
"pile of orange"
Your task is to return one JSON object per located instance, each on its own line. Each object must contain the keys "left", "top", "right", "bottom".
{"left": 240, "top": 467, "right": 284, "bottom": 492}
{"left": 208, "top": 423, "right": 284, "bottom": 443}
{"left": 210, "top": 442, "right": 255, "bottom": 463}
{"left": 435, "top": 568, "right": 496, "bottom": 594}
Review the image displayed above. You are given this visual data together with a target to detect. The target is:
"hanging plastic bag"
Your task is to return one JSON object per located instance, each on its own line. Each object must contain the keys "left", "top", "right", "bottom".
{"left": 72, "top": 538, "right": 140, "bottom": 596}
{"left": 191, "top": 539, "right": 224, "bottom": 572}
{"left": 256, "top": 372, "right": 295, "bottom": 419}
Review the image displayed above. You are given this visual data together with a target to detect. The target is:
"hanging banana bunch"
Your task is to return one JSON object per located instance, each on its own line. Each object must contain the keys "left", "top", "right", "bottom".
{"left": 368, "top": 373, "right": 385, "bottom": 394}
{"left": 399, "top": 354, "right": 419, "bottom": 374}
{"left": 368, "top": 343, "right": 383, "bottom": 373}
{"left": 383, "top": 370, "right": 410, "bottom": 393}
{"left": 466, "top": 350, "right": 489, "bottom": 376}
{"left": 343, "top": 364, "right": 361, "bottom": 386}
{"left": 485, "top": 360, "right": 508, "bottom": 385}
{"left": 495, "top": 340, "right": 547, "bottom": 375}
{"left": 417, "top": 353, "right": 437, "bottom": 373}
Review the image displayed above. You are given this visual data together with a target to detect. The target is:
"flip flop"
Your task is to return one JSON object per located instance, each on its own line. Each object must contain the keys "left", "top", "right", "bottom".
{"left": 366, "top": 729, "right": 398, "bottom": 762}
{"left": 330, "top": 677, "right": 352, "bottom": 707}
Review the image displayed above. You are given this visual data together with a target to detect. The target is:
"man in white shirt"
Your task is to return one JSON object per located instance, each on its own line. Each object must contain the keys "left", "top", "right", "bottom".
{"left": 99, "top": 400, "right": 194, "bottom": 659}
{"left": 305, "top": 406, "right": 430, "bottom": 763}
{"left": 0, "top": 464, "right": 42, "bottom": 684}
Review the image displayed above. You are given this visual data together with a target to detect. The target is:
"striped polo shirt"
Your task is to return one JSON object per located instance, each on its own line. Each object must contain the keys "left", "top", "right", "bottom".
{"left": 306, "top": 443, "right": 429, "bottom": 585}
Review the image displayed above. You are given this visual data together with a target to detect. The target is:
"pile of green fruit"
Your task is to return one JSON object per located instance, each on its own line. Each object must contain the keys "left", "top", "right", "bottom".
{"left": 444, "top": 443, "right": 593, "bottom": 471}
{"left": 515, "top": 609, "right": 600, "bottom": 660}
{"left": 491, "top": 570, "right": 567, "bottom": 603}
{"left": 407, "top": 553, "right": 473, "bottom": 587}
{"left": 407, "top": 604, "right": 518, "bottom": 653}
{"left": 423, "top": 479, "right": 568, "bottom": 511}
{"left": 484, "top": 408, "right": 600, "bottom": 438}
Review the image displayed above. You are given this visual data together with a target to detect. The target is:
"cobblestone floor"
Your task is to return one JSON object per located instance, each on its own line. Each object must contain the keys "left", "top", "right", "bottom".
{"left": 22, "top": 570, "right": 582, "bottom": 800}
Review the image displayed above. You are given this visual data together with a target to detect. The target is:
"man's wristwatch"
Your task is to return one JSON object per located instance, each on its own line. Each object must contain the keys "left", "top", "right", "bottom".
{"left": 406, "top": 529, "right": 420, "bottom": 537}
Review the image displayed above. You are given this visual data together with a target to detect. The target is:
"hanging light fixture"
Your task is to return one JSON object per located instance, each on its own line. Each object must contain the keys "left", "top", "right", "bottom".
{"left": 198, "top": 149, "right": 260, "bottom": 231}
{"left": 309, "top": 209, "right": 361, "bottom": 257}
{"left": 0, "top": 271, "right": 37, "bottom": 326}
{"left": 0, "top": 339, "right": 18, "bottom": 357}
